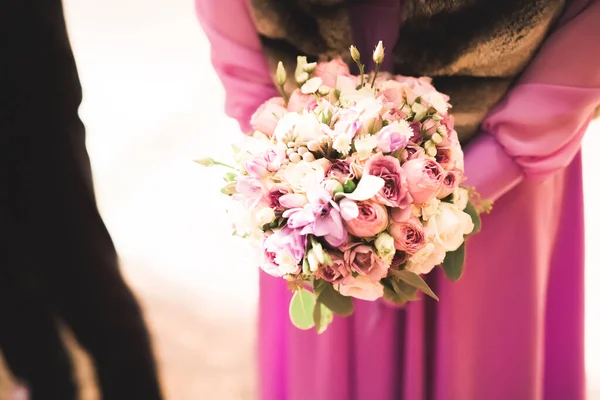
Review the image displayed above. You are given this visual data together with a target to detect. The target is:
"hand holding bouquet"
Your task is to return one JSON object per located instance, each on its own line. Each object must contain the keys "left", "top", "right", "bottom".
{"left": 198, "top": 42, "right": 491, "bottom": 333}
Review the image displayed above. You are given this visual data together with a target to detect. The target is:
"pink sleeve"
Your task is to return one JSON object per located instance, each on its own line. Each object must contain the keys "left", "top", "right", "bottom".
{"left": 195, "top": 0, "right": 278, "bottom": 132}
{"left": 463, "top": 0, "right": 600, "bottom": 201}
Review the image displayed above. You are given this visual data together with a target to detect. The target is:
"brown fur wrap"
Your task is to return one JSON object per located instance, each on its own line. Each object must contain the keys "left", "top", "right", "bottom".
{"left": 247, "top": 0, "right": 568, "bottom": 141}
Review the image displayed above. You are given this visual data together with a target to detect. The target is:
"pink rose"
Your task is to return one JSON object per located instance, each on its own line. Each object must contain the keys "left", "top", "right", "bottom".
{"left": 422, "top": 119, "right": 439, "bottom": 137}
{"left": 389, "top": 218, "right": 427, "bottom": 254}
{"left": 391, "top": 251, "right": 408, "bottom": 269}
{"left": 401, "top": 145, "right": 426, "bottom": 163}
{"left": 336, "top": 275, "right": 384, "bottom": 301}
{"left": 314, "top": 251, "right": 350, "bottom": 284}
{"left": 313, "top": 58, "right": 351, "bottom": 88}
{"left": 402, "top": 158, "right": 444, "bottom": 204}
{"left": 390, "top": 206, "right": 412, "bottom": 223}
{"left": 436, "top": 143, "right": 464, "bottom": 171}
{"left": 260, "top": 227, "right": 307, "bottom": 277}
{"left": 287, "top": 89, "right": 318, "bottom": 113}
{"left": 437, "top": 170, "right": 462, "bottom": 199}
{"left": 344, "top": 244, "right": 389, "bottom": 282}
{"left": 363, "top": 153, "right": 412, "bottom": 208}
{"left": 327, "top": 159, "right": 354, "bottom": 184}
{"left": 343, "top": 200, "right": 389, "bottom": 238}
{"left": 375, "top": 123, "right": 410, "bottom": 153}
{"left": 250, "top": 97, "right": 286, "bottom": 137}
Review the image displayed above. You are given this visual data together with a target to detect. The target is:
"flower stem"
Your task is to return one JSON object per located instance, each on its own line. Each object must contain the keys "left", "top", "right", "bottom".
{"left": 359, "top": 64, "right": 365, "bottom": 88}
{"left": 279, "top": 84, "right": 289, "bottom": 105}
{"left": 371, "top": 63, "right": 380, "bottom": 88}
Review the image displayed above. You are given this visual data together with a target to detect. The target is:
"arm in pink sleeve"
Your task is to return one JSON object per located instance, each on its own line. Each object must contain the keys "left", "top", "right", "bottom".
{"left": 464, "top": 0, "right": 600, "bottom": 201}
{"left": 195, "top": 0, "right": 278, "bottom": 132}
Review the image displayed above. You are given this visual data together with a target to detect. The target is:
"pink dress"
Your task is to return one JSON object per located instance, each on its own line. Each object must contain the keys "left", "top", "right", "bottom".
{"left": 195, "top": 1, "right": 600, "bottom": 399}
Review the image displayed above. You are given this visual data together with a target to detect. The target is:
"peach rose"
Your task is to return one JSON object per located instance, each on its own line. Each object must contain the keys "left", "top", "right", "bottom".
{"left": 344, "top": 244, "right": 389, "bottom": 282}
{"left": 344, "top": 200, "right": 389, "bottom": 238}
{"left": 314, "top": 251, "right": 350, "bottom": 284}
{"left": 313, "top": 58, "right": 351, "bottom": 88}
{"left": 250, "top": 97, "right": 286, "bottom": 137}
{"left": 402, "top": 158, "right": 444, "bottom": 204}
{"left": 437, "top": 170, "right": 462, "bottom": 199}
{"left": 336, "top": 275, "right": 384, "bottom": 301}
{"left": 286, "top": 89, "right": 318, "bottom": 113}
{"left": 363, "top": 153, "right": 412, "bottom": 208}
{"left": 388, "top": 218, "right": 427, "bottom": 254}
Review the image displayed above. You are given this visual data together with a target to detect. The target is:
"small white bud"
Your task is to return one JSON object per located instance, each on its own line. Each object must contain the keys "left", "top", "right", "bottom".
{"left": 296, "top": 72, "right": 310, "bottom": 85}
{"left": 297, "top": 146, "right": 308, "bottom": 155}
{"left": 431, "top": 133, "right": 443, "bottom": 144}
{"left": 302, "top": 152, "right": 316, "bottom": 162}
{"left": 350, "top": 45, "right": 361, "bottom": 63}
{"left": 289, "top": 153, "right": 302, "bottom": 163}
{"left": 275, "top": 61, "right": 287, "bottom": 87}
{"left": 303, "top": 62, "right": 317, "bottom": 73}
{"left": 426, "top": 146, "right": 437, "bottom": 157}
{"left": 307, "top": 140, "right": 321, "bottom": 152}
{"left": 317, "top": 85, "right": 330, "bottom": 96}
{"left": 372, "top": 41, "right": 385, "bottom": 64}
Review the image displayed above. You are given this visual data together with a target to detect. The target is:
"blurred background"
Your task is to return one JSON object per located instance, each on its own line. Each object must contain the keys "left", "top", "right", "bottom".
{"left": 1, "top": 0, "right": 598, "bottom": 398}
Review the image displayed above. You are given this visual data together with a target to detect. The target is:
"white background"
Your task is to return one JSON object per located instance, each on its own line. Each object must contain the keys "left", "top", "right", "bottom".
{"left": 61, "top": 0, "right": 600, "bottom": 398}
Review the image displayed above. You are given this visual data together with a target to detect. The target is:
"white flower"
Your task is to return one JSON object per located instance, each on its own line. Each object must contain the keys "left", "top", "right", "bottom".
{"left": 405, "top": 242, "right": 446, "bottom": 275}
{"left": 355, "top": 97, "right": 383, "bottom": 134}
{"left": 336, "top": 75, "right": 375, "bottom": 103}
{"left": 274, "top": 112, "right": 321, "bottom": 145}
{"left": 336, "top": 275, "right": 384, "bottom": 301}
{"left": 452, "top": 187, "right": 470, "bottom": 211}
{"left": 420, "top": 197, "right": 441, "bottom": 221}
{"left": 301, "top": 77, "right": 323, "bottom": 94}
{"left": 374, "top": 232, "right": 395, "bottom": 264}
{"left": 274, "top": 252, "right": 301, "bottom": 275}
{"left": 283, "top": 160, "right": 326, "bottom": 193}
{"left": 354, "top": 134, "right": 378, "bottom": 160}
{"left": 333, "top": 134, "right": 352, "bottom": 154}
{"left": 424, "top": 91, "right": 448, "bottom": 114}
{"left": 427, "top": 202, "right": 474, "bottom": 252}
{"left": 255, "top": 207, "right": 276, "bottom": 226}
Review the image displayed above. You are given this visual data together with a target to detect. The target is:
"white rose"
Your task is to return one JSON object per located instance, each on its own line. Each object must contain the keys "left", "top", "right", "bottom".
{"left": 405, "top": 242, "right": 446, "bottom": 275}
{"left": 420, "top": 197, "right": 441, "bottom": 221}
{"left": 294, "top": 113, "right": 322, "bottom": 143}
{"left": 283, "top": 160, "right": 326, "bottom": 193}
{"left": 255, "top": 207, "right": 276, "bottom": 226}
{"left": 336, "top": 275, "right": 384, "bottom": 301}
{"left": 427, "top": 202, "right": 474, "bottom": 252}
{"left": 274, "top": 112, "right": 301, "bottom": 144}
{"left": 452, "top": 187, "right": 470, "bottom": 211}
{"left": 374, "top": 232, "right": 395, "bottom": 264}
{"left": 354, "top": 134, "right": 378, "bottom": 160}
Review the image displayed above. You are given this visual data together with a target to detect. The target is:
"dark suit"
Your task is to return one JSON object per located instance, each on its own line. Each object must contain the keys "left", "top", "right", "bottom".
{"left": 1, "top": 1, "right": 163, "bottom": 398}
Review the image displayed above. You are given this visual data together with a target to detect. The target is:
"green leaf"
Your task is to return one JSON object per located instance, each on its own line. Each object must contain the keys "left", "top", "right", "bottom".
{"left": 313, "top": 301, "right": 334, "bottom": 334}
{"left": 389, "top": 270, "right": 439, "bottom": 301}
{"left": 391, "top": 278, "right": 419, "bottom": 301}
{"left": 383, "top": 285, "right": 409, "bottom": 306}
{"left": 464, "top": 201, "right": 482, "bottom": 234}
{"left": 442, "top": 242, "right": 466, "bottom": 281}
{"left": 289, "top": 289, "right": 316, "bottom": 330}
{"left": 313, "top": 280, "right": 354, "bottom": 317}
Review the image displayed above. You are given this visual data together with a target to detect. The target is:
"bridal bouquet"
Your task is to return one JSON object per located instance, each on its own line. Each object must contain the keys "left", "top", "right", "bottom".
{"left": 198, "top": 42, "right": 490, "bottom": 333}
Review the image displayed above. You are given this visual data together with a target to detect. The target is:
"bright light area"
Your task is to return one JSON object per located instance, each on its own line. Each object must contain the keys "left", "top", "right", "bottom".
{"left": 62, "top": 0, "right": 600, "bottom": 398}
